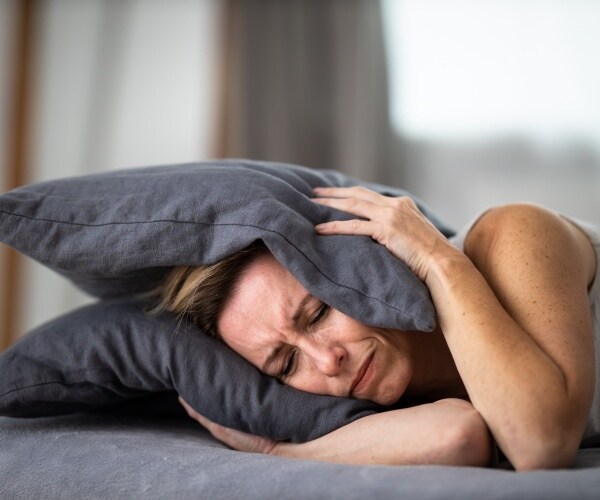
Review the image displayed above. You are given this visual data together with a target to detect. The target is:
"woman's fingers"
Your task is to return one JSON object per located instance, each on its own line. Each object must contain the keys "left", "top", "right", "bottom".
{"left": 313, "top": 185, "right": 385, "bottom": 204}
{"left": 313, "top": 186, "right": 416, "bottom": 220}
{"left": 178, "top": 397, "right": 279, "bottom": 455}
{"left": 312, "top": 196, "right": 375, "bottom": 220}
{"left": 315, "top": 219, "right": 374, "bottom": 237}
{"left": 179, "top": 397, "right": 215, "bottom": 429}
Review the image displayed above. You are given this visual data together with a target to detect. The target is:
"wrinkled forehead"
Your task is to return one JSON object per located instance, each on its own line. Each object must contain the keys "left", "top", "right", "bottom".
{"left": 216, "top": 253, "right": 304, "bottom": 360}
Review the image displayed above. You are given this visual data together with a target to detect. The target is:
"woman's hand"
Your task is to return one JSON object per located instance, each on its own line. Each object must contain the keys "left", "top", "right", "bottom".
{"left": 179, "top": 397, "right": 280, "bottom": 455}
{"left": 312, "top": 186, "right": 459, "bottom": 282}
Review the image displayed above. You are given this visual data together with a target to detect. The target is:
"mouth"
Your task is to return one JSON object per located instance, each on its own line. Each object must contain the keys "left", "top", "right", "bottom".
{"left": 350, "top": 351, "right": 374, "bottom": 397}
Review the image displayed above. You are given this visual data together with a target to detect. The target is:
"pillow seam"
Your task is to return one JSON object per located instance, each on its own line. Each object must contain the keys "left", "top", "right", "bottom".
{"left": 0, "top": 372, "right": 149, "bottom": 399}
{"left": 1, "top": 209, "right": 429, "bottom": 326}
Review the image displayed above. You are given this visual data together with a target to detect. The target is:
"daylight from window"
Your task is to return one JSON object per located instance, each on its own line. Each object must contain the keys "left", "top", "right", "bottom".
{"left": 382, "top": 0, "right": 600, "bottom": 151}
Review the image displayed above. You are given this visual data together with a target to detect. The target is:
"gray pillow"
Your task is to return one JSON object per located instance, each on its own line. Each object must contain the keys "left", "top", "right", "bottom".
{"left": 0, "top": 159, "right": 454, "bottom": 331}
{"left": 0, "top": 299, "right": 385, "bottom": 442}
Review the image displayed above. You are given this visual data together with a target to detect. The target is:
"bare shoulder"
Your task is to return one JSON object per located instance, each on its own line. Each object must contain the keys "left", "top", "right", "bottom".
{"left": 462, "top": 203, "right": 596, "bottom": 408}
{"left": 464, "top": 203, "right": 596, "bottom": 289}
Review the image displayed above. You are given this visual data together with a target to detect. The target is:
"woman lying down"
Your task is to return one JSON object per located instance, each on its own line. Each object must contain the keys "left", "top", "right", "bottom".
{"left": 153, "top": 187, "right": 599, "bottom": 471}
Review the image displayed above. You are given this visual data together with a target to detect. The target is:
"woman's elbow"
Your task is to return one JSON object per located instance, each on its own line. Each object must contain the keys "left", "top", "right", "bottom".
{"left": 508, "top": 433, "right": 579, "bottom": 471}
{"left": 436, "top": 399, "right": 493, "bottom": 467}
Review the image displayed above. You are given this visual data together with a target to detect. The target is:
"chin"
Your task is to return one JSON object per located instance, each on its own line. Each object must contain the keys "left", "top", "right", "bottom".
{"left": 375, "top": 371, "right": 412, "bottom": 406}
{"left": 369, "top": 382, "right": 406, "bottom": 406}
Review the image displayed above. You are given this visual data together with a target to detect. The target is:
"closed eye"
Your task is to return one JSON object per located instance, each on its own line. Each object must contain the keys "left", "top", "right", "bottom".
{"left": 310, "top": 303, "right": 330, "bottom": 326}
{"left": 280, "top": 302, "right": 330, "bottom": 379}
{"left": 281, "top": 351, "right": 296, "bottom": 378}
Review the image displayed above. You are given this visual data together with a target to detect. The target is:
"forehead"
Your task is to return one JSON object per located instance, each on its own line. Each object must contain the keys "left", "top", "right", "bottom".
{"left": 216, "top": 253, "right": 306, "bottom": 360}
{"left": 234, "top": 252, "right": 302, "bottom": 312}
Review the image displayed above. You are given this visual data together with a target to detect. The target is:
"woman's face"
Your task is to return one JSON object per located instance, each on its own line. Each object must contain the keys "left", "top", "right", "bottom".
{"left": 217, "top": 253, "right": 416, "bottom": 405}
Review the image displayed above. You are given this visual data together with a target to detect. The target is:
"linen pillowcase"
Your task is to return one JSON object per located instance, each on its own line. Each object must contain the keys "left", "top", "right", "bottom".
{"left": 0, "top": 159, "right": 454, "bottom": 332}
{"left": 0, "top": 299, "right": 387, "bottom": 442}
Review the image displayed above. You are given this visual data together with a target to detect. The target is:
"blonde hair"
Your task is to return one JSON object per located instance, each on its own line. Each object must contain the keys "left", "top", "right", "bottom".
{"left": 148, "top": 241, "right": 267, "bottom": 338}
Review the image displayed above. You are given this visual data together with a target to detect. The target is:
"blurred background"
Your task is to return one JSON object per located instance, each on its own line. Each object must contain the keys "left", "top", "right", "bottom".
{"left": 1, "top": 0, "right": 599, "bottom": 350}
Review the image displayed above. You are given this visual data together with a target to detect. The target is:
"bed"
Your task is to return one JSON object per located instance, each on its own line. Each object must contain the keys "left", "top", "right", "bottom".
{"left": 1, "top": 160, "right": 600, "bottom": 499}
{"left": 2, "top": 413, "right": 600, "bottom": 499}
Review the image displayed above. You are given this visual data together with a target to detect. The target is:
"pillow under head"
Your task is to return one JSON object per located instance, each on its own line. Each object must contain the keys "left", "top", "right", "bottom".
{"left": 0, "top": 299, "right": 384, "bottom": 442}
{"left": 0, "top": 159, "right": 454, "bottom": 332}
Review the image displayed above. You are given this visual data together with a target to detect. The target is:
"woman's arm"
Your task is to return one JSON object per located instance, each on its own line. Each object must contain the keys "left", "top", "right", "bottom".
{"left": 180, "top": 397, "right": 492, "bottom": 467}
{"left": 432, "top": 204, "right": 595, "bottom": 470}
{"left": 313, "top": 189, "right": 596, "bottom": 470}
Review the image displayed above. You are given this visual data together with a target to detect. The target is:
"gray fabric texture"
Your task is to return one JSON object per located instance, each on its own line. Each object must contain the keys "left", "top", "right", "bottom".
{"left": 1, "top": 413, "right": 599, "bottom": 500}
{"left": 0, "top": 299, "right": 390, "bottom": 442}
{"left": 0, "top": 159, "right": 454, "bottom": 331}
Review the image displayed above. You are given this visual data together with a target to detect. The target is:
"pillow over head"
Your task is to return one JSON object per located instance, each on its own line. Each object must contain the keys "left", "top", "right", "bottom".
{"left": 0, "top": 299, "right": 387, "bottom": 442}
{"left": 0, "top": 159, "right": 454, "bottom": 331}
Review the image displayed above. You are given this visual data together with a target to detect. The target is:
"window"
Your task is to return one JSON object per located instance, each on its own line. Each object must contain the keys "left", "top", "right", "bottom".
{"left": 382, "top": 0, "right": 600, "bottom": 152}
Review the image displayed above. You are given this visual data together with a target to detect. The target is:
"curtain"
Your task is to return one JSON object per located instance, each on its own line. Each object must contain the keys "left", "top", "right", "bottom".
{"left": 216, "top": 0, "right": 401, "bottom": 185}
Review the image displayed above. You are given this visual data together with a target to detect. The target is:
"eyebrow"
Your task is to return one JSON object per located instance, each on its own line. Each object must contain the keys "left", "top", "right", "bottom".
{"left": 261, "top": 292, "right": 313, "bottom": 374}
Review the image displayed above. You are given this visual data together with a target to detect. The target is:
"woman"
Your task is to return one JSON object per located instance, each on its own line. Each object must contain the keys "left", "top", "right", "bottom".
{"left": 158, "top": 186, "right": 599, "bottom": 471}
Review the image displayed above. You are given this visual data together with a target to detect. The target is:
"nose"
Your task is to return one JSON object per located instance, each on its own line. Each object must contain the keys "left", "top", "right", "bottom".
{"left": 301, "top": 337, "right": 346, "bottom": 376}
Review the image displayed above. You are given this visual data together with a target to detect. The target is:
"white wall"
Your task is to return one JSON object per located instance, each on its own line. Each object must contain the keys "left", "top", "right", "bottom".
{"left": 16, "top": 0, "right": 222, "bottom": 336}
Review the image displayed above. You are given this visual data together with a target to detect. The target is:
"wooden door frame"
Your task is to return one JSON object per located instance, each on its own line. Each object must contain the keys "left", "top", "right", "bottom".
{"left": 1, "top": 0, "right": 37, "bottom": 350}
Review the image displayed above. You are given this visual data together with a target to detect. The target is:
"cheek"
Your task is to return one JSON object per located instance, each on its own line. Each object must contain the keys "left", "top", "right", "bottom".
{"left": 218, "top": 327, "right": 266, "bottom": 371}
{"left": 324, "top": 312, "right": 375, "bottom": 341}
{"left": 287, "top": 367, "right": 331, "bottom": 396}
{"left": 373, "top": 332, "right": 414, "bottom": 404}
{"left": 378, "top": 362, "right": 413, "bottom": 405}
{"left": 289, "top": 379, "right": 327, "bottom": 397}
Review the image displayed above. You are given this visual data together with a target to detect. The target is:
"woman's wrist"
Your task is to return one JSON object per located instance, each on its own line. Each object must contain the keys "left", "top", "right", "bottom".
{"left": 424, "top": 244, "right": 474, "bottom": 289}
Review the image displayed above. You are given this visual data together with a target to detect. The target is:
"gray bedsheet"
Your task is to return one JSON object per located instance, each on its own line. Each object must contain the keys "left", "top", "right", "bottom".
{"left": 1, "top": 414, "right": 599, "bottom": 500}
